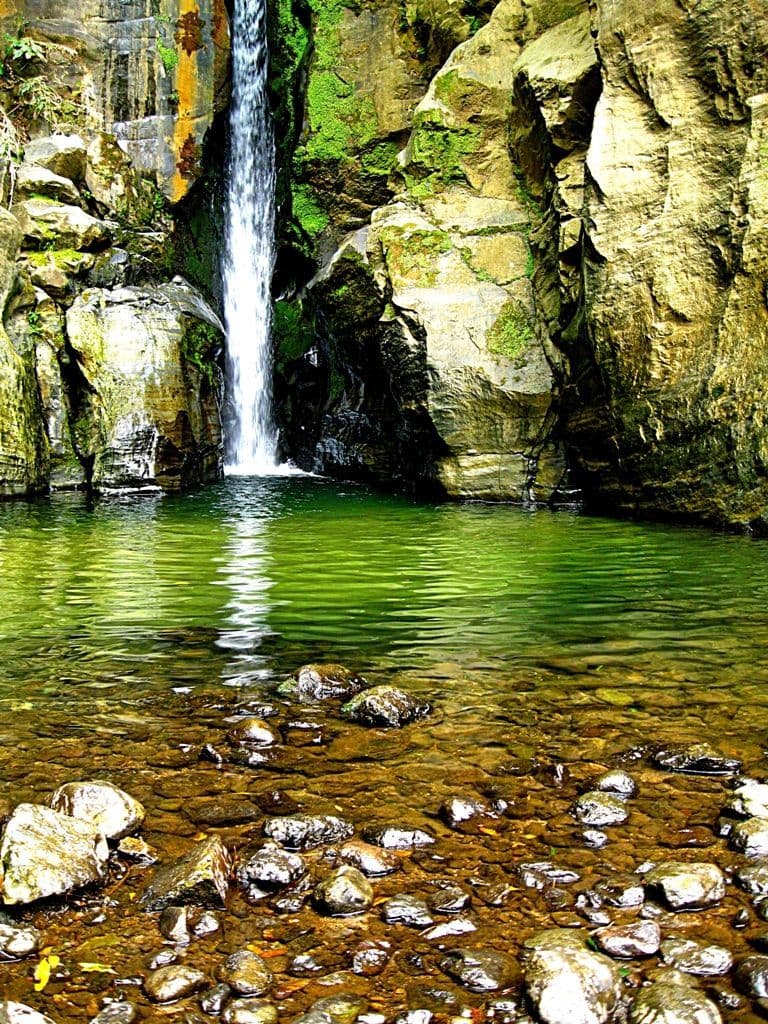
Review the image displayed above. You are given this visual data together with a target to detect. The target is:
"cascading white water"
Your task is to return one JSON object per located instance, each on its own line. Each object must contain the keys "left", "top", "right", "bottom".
{"left": 223, "top": 0, "right": 278, "bottom": 475}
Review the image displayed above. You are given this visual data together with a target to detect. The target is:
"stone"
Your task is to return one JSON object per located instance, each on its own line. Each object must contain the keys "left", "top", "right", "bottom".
{"left": 0, "top": 915, "right": 41, "bottom": 960}
{"left": 518, "top": 863, "right": 581, "bottom": 890}
{"left": 439, "top": 795, "right": 497, "bottom": 829}
{"left": 650, "top": 744, "right": 741, "bottom": 776}
{"left": 13, "top": 199, "right": 111, "bottom": 252}
{"left": 313, "top": 866, "right": 374, "bottom": 916}
{"left": 735, "top": 861, "right": 768, "bottom": 895}
{"left": 594, "top": 921, "right": 661, "bottom": 959}
{"left": 0, "top": 1004, "right": 57, "bottom": 1024}
{"left": 295, "top": 995, "right": 367, "bottom": 1024}
{"left": 440, "top": 948, "right": 517, "bottom": 993}
{"left": 522, "top": 929, "right": 622, "bottom": 1024}
{"left": 158, "top": 906, "right": 189, "bottom": 944}
{"left": 282, "top": 663, "right": 367, "bottom": 701}
{"left": 140, "top": 835, "right": 230, "bottom": 911}
{"left": 117, "top": 836, "right": 156, "bottom": 863}
{"left": 594, "top": 770, "right": 638, "bottom": 798}
{"left": 227, "top": 717, "right": 281, "bottom": 746}
{"left": 428, "top": 883, "right": 471, "bottom": 914}
{"left": 50, "top": 780, "right": 145, "bottom": 841}
{"left": 16, "top": 165, "right": 81, "bottom": 205}
{"left": 264, "top": 814, "right": 353, "bottom": 850}
{"left": 335, "top": 839, "right": 399, "bottom": 877}
{"left": 570, "top": 792, "right": 628, "bottom": 827}
{"left": 217, "top": 950, "right": 273, "bottom": 996}
{"left": 0, "top": 802, "right": 109, "bottom": 905}
{"left": 422, "top": 918, "right": 477, "bottom": 941}
{"left": 644, "top": 862, "right": 725, "bottom": 910}
{"left": 342, "top": 685, "right": 430, "bottom": 727}
{"left": 660, "top": 938, "right": 732, "bottom": 976}
{"left": 629, "top": 981, "right": 722, "bottom": 1024}
{"left": 381, "top": 894, "right": 434, "bottom": 928}
{"left": 189, "top": 909, "right": 220, "bottom": 937}
{"left": 143, "top": 964, "right": 207, "bottom": 1003}
{"left": 222, "top": 1001, "right": 278, "bottom": 1024}
{"left": 362, "top": 825, "right": 435, "bottom": 849}
{"left": 183, "top": 797, "right": 262, "bottom": 827}
{"left": 200, "top": 985, "right": 231, "bottom": 1016}
{"left": 237, "top": 842, "right": 306, "bottom": 891}
{"left": 351, "top": 944, "right": 389, "bottom": 976}
{"left": 731, "top": 817, "right": 768, "bottom": 857}
{"left": 89, "top": 1003, "right": 137, "bottom": 1024}
{"left": 734, "top": 955, "right": 768, "bottom": 997}
{"left": 725, "top": 781, "right": 768, "bottom": 818}
{"left": 593, "top": 876, "right": 645, "bottom": 908}
{"left": 24, "top": 135, "right": 87, "bottom": 180}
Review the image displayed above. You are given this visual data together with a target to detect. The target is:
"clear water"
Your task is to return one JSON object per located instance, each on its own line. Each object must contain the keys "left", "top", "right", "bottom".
{"left": 222, "top": 0, "right": 278, "bottom": 473}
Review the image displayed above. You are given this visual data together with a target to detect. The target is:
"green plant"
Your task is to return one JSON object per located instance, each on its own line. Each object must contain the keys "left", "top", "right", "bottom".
{"left": 27, "top": 309, "right": 42, "bottom": 339}
{"left": 486, "top": 298, "right": 534, "bottom": 361}
{"left": 0, "top": 32, "right": 44, "bottom": 77}
{"left": 156, "top": 38, "right": 179, "bottom": 75}
{"left": 182, "top": 320, "right": 220, "bottom": 389}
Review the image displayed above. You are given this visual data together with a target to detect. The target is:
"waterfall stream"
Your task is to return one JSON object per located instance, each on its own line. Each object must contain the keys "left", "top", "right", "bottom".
{"left": 223, "top": 0, "right": 278, "bottom": 474}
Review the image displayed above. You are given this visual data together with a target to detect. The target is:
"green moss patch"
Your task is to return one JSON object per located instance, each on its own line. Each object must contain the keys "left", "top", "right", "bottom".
{"left": 274, "top": 298, "right": 315, "bottom": 365}
{"left": 486, "top": 299, "right": 534, "bottom": 361}
{"left": 381, "top": 226, "right": 451, "bottom": 287}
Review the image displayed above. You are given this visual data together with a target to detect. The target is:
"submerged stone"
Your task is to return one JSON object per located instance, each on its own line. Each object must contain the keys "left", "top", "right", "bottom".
{"left": 264, "top": 814, "right": 353, "bottom": 850}
{"left": 227, "top": 717, "right": 281, "bottom": 747}
{"left": 0, "top": 803, "right": 109, "bottom": 905}
{"left": 651, "top": 743, "right": 741, "bottom": 775}
{"left": 570, "top": 792, "right": 628, "bottom": 827}
{"left": 440, "top": 947, "right": 518, "bottom": 993}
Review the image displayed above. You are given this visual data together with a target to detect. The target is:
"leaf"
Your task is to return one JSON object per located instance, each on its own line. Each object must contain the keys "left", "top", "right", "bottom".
{"left": 33, "top": 954, "right": 60, "bottom": 991}
{"left": 78, "top": 962, "right": 115, "bottom": 974}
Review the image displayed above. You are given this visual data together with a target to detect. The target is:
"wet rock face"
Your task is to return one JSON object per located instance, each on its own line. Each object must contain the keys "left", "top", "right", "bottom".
{"left": 140, "top": 835, "right": 230, "bottom": 911}
{"left": 50, "top": 780, "right": 145, "bottom": 841}
{"left": 0, "top": 802, "right": 109, "bottom": 905}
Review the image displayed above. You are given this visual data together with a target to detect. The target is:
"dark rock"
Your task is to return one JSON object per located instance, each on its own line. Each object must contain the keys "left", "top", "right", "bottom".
{"left": 593, "top": 875, "right": 645, "bottom": 908}
{"left": 264, "top": 814, "right": 353, "bottom": 850}
{"left": 644, "top": 861, "right": 725, "bottom": 910}
{"left": 342, "top": 686, "right": 430, "bottom": 727}
{"left": 200, "top": 984, "right": 231, "bottom": 1015}
{"left": 730, "top": 817, "right": 768, "bottom": 856}
{"left": 237, "top": 842, "right": 306, "bottom": 891}
{"left": 280, "top": 664, "right": 366, "bottom": 702}
{"left": 313, "top": 866, "right": 374, "bottom": 916}
{"left": 0, "top": 915, "right": 41, "bottom": 960}
{"left": 362, "top": 825, "right": 435, "bottom": 849}
{"left": 183, "top": 797, "right": 262, "bottom": 827}
{"left": 522, "top": 929, "right": 622, "bottom": 1024}
{"left": 335, "top": 839, "right": 399, "bottom": 876}
{"left": 736, "top": 861, "right": 768, "bottom": 894}
{"left": 629, "top": 980, "right": 722, "bottom": 1024}
{"left": 570, "top": 792, "right": 628, "bottom": 827}
{"left": 439, "top": 796, "right": 497, "bottom": 830}
{"left": 0, "top": 1004, "right": 57, "bottom": 1024}
{"left": 222, "top": 1000, "right": 278, "bottom": 1024}
{"left": 440, "top": 947, "right": 517, "bottom": 993}
{"left": 140, "top": 836, "right": 230, "bottom": 911}
{"left": 734, "top": 955, "right": 768, "bottom": 997}
{"left": 159, "top": 906, "right": 190, "bottom": 944}
{"left": 227, "top": 718, "right": 281, "bottom": 747}
{"left": 593, "top": 770, "right": 638, "bottom": 798}
{"left": 255, "top": 790, "right": 300, "bottom": 816}
{"left": 594, "top": 921, "right": 661, "bottom": 958}
{"left": 660, "top": 937, "right": 732, "bottom": 975}
{"left": 0, "top": 802, "right": 109, "bottom": 905}
{"left": 517, "top": 862, "right": 581, "bottom": 890}
{"left": 651, "top": 743, "right": 741, "bottom": 775}
{"left": 382, "top": 894, "right": 434, "bottom": 927}
{"left": 50, "top": 780, "right": 145, "bottom": 841}
{"left": 217, "top": 950, "right": 273, "bottom": 996}
{"left": 427, "top": 882, "right": 470, "bottom": 914}
{"left": 143, "top": 964, "right": 208, "bottom": 1003}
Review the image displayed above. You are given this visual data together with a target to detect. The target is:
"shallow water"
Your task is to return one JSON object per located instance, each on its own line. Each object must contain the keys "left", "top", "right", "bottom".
{"left": 0, "top": 477, "right": 767, "bottom": 1019}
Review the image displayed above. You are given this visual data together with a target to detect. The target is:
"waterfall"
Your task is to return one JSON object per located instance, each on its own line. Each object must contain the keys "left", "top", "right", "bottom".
{"left": 223, "top": 0, "right": 278, "bottom": 475}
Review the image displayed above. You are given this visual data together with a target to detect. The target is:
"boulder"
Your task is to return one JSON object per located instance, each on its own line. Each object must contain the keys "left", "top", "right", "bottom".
{"left": 50, "top": 780, "right": 145, "bottom": 840}
{"left": 0, "top": 803, "right": 109, "bottom": 905}
{"left": 24, "top": 135, "right": 87, "bottom": 180}
{"left": 522, "top": 929, "right": 623, "bottom": 1024}
{"left": 140, "top": 835, "right": 230, "bottom": 911}
{"left": 12, "top": 199, "right": 111, "bottom": 251}
{"left": 342, "top": 685, "right": 430, "bottom": 727}
{"left": 644, "top": 861, "right": 725, "bottom": 910}
{"left": 15, "top": 165, "right": 81, "bottom": 205}
{"left": 281, "top": 663, "right": 367, "bottom": 701}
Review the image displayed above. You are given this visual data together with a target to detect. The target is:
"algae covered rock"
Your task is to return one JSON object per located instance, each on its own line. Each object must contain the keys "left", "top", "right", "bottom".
{"left": 342, "top": 684, "right": 430, "bottom": 727}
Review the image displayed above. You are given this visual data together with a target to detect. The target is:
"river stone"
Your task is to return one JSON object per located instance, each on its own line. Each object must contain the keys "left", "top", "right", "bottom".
{"left": 0, "top": 802, "right": 109, "bottom": 905}
{"left": 594, "top": 875, "right": 645, "bottom": 908}
{"left": 518, "top": 863, "right": 581, "bottom": 890}
{"left": 735, "top": 861, "right": 768, "bottom": 894}
{"left": 159, "top": 906, "right": 189, "bottom": 944}
{"left": 12, "top": 200, "right": 112, "bottom": 252}
{"left": 734, "top": 955, "right": 768, "bottom": 997}
{"left": 117, "top": 836, "right": 156, "bottom": 863}
{"left": 222, "top": 1001, "right": 278, "bottom": 1024}
{"left": 428, "top": 882, "right": 471, "bottom": 914}
{"left": 0, "top": 1004, "right": 57, "bottom": 1024}
{"left": 422, "top": 917, "right": 477, "bottom": 941}
{"left": 382, "top": 894, "right": 434, "bottom": 927}
{"left": 725, "top": 781, "right": 768, "bottom": 818}
{"left": 89, "top": 1003, "right": 137, "bottom": 1024}
{"left": 342, "top": 686, "right": 430, "bottom": 727}
{"left": 50, "top": 780, "right": 145, "bottom": 841}
{"left": 140, "top": 835, "right": 230, "bottom": 910}
{"left": 16, "top": 165, "right": 81, "bottom": 205}
{"left": 644, "top": 861, "right": 725, "bottom": 910}
{"left": 0, "top": 914, "right": 41, "bottom": 960}
{"left": 264, "top": 814, "right": 353, "bottom": 850}
{"left": 730, "top": 817, "right": 768, "bottom": 856}
{"left": 200, "top": 984, "right": 231, "bottom": 1015}
{"left": 630, "top": 980, "right": 722, "bottom": 1024}
{"left": 594, "top": 921, "right": 661, "bottom": 958}
{"left": 651, "top": 743, "right": 741, "bottom": 776}
{"left": 570, "top": 792, "right": 628, "bottom": 827}
{"left": 283, "top": 663, "right": 367, "bottom": 701}
{"left": 440, "top": 947, "right": 517, "bottom": 993}
{"left": 362, "top": 825, "right": 435, "bottom": 849}
{"left": 143, "top": 964, "right": 207, "bottom": 1003}
{"left": 217, "top": 950, "right": 273, "bottom": 996}
{"left": 237, "top": 842, "right": 306, "bottom": 891}
{"left": 183, "top": 796, "right": 262, "bottom": 827}
{"left": 296, "top": 995, "right": 367, "bottom": 1024}
{"left": 660, "top": 937, "right": 732, "bottom": 976}
{"left": 314, "top": 865, "right": 374, "bottom": 916}
{"left": 594, "top": 770, "right": 638, "bottom": 798}
{"left": 335, "top": 839, "right": 399, "bottom": 876}
{"left": 351, "top": 944, "right": 389, "bottom": 976}
{"left": 439, "top": 795, "right": 497, "bottom": 829}
{"left": 24, "top": 134, "right": 87, "bottom": 180}
{"left": 227, "top": 717, "right": 281, "bottom": 746}
{"left": 522, "top": 929, "right": 622, "bottom": 1024}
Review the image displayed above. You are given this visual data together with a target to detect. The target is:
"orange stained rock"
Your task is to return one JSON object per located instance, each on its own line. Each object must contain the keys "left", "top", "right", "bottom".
{"left": 171, "top": 0, "right": 205, "bottom": 202}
